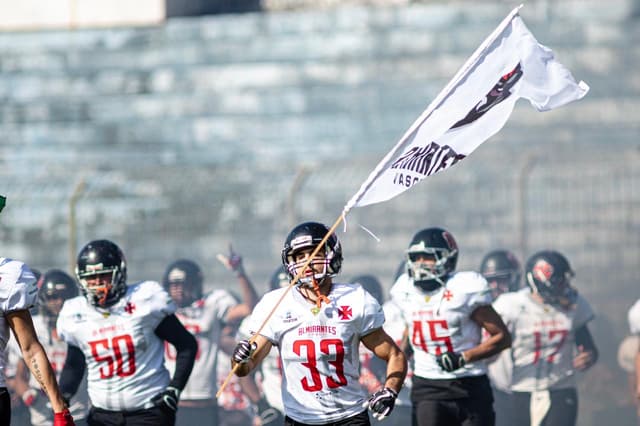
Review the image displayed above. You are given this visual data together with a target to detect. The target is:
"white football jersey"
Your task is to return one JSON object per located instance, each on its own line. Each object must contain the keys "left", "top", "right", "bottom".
{"left": 245, "top": 282, "right": 384, "bottom": 425}
{"left": 486, "top": 343, "right": 513, "bottom": 392}
{"left": 165, "top": 290, "right": 237, "bottom": 401}
{"left": 238, "top": 315, "right": 285, "bottom": 413}
{"left": 628, "top": 299, "right": 640, "bottom": 335}
{"left": 8, "top": 314, "right": 90, "bottom": 424}
{"left": 0, "top": 258, "right": 38, "bottom": 387}
{"left": 57, "top": 280, "right": 176, "bottom": 410}
{"left": 493, "top": 288, "right": 594, "bottom": 391}
{"left": 382, "top": 298, "right": 412, "bottom": 406}
{"left": 390, "top": 271, "right": 492, "bottom": 380}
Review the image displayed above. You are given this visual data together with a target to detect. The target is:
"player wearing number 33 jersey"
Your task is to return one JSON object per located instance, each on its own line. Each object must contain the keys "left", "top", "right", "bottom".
{"left": 232, "top": 222, "right": 407, "bottom": 426}
{"left": 57, "top": 240, "right": 197, "bottom": 426}
{"left": 390, "top": 228, "right": 511, "bottom": 426}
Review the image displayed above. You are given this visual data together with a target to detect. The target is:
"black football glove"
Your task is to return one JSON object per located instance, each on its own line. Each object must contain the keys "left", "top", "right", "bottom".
{"left": 362, "top": 387, "right": 398, "bottom": 421}
{"left": 149, "top": 386, "right": 180, "bottom": 412}
{"left": 436, "top": 351, "right": 466, "bottom": 372}
{"left": 256, "top": 398, "right": 283, "bottom": 425}
{"left": 232, "top": 339, "right": 257, "bottom": 364}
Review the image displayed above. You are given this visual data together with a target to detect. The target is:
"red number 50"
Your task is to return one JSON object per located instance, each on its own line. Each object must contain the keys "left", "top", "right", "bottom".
{"left": 89, "top": 334, "right": 136, "bottom": 379}
{"left": 293, "top": 338, "right": 348, "bottom": 392}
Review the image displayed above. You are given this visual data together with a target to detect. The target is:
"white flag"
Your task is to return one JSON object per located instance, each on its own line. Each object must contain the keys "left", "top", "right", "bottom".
{"left": 343, "top": 6, "right": 588, "bottom": 213}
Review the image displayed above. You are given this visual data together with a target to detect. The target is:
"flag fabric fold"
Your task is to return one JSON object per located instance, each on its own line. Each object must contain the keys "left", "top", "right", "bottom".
{"left": 343, "top": 6, "right": 588, "bottom": 213}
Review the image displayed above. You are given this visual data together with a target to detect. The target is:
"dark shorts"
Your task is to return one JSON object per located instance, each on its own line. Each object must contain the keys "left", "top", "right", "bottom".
{"left": 411, "top": 375, "right": 495, "bottom": 426}
{"left": 87, "top": 405, "right": 176, "bottom": 426}
{"left": 510, "top": 388, "right": 578, "bottom": 426}
{"left": 285, "top": 410, "right": 370, "bottom": 426}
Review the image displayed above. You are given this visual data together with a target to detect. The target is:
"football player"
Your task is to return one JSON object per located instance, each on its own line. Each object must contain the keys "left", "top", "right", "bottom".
{"left": 0, "top": 258, "right": 75, "bottom": 425}
{"left": 479, "top": 249, "right": 522, "bottom": 426}
{"left": 10, "top": 269, "right": 90, "bottom": 425}
{"left": 234, "top": 266, "right": 288, "bottom": 426}
{"left": 57, "top": 240, "right": 197, "bottom": 425}
{"left": 479, "top": 249, "right": 522, "bottom": 300}
{"left": 161, "top": 254, "right": 257, "bottom": 426}
{"left": 493, "top": 250, "right": 598, "bottom": 426}
{"left": 390, "top": 227, "right": 511, "bottom": 426}
{"left": 627, "top": 298, "right": 640, "bottom": 416}
{"left": 232, "top": 221, "right": 407, "bottom": 425}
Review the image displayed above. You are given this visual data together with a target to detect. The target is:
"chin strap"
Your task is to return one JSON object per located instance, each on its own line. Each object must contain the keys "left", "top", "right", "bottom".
{"left": 311, "top": 276, "right": 330, "bottom": 310}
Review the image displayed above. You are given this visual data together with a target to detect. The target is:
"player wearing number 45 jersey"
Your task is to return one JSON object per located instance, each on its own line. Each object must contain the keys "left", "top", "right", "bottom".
{"left": 493, "top": 250, "right": 598, "bottom": 426}
{"left": 57, "top": 240, "right": 198, "bottom": 426}
{"left": 390, "top": 227, "right": 511, "bottom": 426}
{"left": 232, "top": 221, "right": 407, "bottom": 426}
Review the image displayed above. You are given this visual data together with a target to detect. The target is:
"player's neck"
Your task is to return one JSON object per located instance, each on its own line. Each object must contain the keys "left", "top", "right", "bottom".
{"left": 298, "top": 279, "right": 332, "bottom": 304}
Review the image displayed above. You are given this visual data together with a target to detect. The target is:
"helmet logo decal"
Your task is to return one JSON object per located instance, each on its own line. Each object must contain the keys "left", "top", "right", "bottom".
{"left": 86, "top": 263, "right": 105, "bottom": 273}
{"left": 442, "top": 231, "right": 457, "bottom": 250}
{"left": 532, "top": 260, "right": 554, "bottom": 282}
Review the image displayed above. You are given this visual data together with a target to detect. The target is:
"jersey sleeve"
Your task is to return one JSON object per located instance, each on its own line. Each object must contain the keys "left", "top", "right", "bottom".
{"left": 136, "top": 281, "right": 177, "bottom": 329}
{"left": 0, "top": 259, "right": 38, "bottom": 313}
{"left": 359, "top": 287, "right": 385, "bottom": 336}
{"left": 628, "top": 299, "right": 640, "bottom": 335}
{"left": 460, "top": 272, "right": 493, "bottom": 310}
{"left": 245, "top": 291, "right": 280, "bottom": 343}
{"left": 572, "top": 293, "right": 595, "bottom": 330}
{"left": 205, "top": 290, "right": 238, "bottom": 323}
{"left": 492, "top": 292, "right": 518, "bottom": 324}
{"left": 57, "top": 298, "right": 82, "bottom": 348}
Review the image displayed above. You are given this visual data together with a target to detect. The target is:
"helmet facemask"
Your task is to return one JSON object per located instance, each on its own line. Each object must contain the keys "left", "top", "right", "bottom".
{"left": 78, "top": 267, "right": 123, "bottom": 308}
{"left": 407, "top": 245, "right": 457, "bottom": 291}
{"left": 285, "top": 245, "right": 336, "bottom": 289}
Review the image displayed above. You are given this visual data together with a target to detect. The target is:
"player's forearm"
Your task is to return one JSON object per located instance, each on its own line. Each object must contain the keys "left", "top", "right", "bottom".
{"left": 463, "top": 331, "right": 511, "bottom": 363}
{"left": 237, "top": 272, "right": 259, "bottom": 310}
{"left": 383, "top": 350, "right": 407, "bottom": 393}
{"left": 22, "top": 343, "right": 67, "bottom": 412}
{"left": 635, "top": 351, "right": 640, "bottom": 397}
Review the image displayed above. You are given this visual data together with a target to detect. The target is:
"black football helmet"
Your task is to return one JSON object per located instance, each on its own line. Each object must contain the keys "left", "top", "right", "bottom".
{"left": 162, "top": 259, "right": 204, "bottom": 307}
{"left": 525, "top": 250, "right": 577, "bottom": 307}
{"left": 480, "top": 249, "right": 522, "bottom": 298}
{"left": 76, "top": 239, "right": 128, "bottom": 308}
{"left": 269, "top": 265, "right": 290, "bottom": 291}
{"left": 281, "top": 221, "right": 342, "bottom": 286}
{"left": 38, "top": 269, "right": 79, "bottom": 317}
{"left": 406, "top": 227, "right": 458, "bottom": 291}
{"left": 351, "top": 274, "right": 384, "bottom": 305}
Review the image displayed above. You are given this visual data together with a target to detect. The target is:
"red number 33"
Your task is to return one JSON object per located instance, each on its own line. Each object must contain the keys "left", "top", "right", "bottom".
{"left": 293, "top": 339, "right": 348, "bottom": 392}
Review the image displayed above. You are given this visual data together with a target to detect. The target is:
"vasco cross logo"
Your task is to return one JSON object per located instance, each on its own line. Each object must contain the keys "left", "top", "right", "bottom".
{"left": 338, "top": 305, "right": 352, "bottom": 320}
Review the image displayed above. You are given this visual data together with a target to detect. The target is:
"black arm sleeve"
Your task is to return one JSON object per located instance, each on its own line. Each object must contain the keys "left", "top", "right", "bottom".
{"left": 58, "top": 344, "right": 86, "bottom": 401}
{"left": 575, "top": 324, "right": 599, "bottom": 364}
{"left": 154, "top": 314, "right": 198, "bottom": 391}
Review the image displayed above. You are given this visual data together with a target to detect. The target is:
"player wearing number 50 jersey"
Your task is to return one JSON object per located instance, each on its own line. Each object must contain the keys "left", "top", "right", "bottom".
{"left": 493, "top": 250, "right": 597, "bottom": 426}
{"left": 57, "top": 240, "right": 198, "bottom": 426}
{"left": 390, "top": 227, "right": 511, "bottom": 426}
{"left": 232, "top": 221, "right": 407, "bottom": 426}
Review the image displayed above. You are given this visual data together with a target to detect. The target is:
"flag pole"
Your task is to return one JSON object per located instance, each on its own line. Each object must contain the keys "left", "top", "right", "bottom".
{"left": 216, "top": 213, "right": 346, "bottom": 398}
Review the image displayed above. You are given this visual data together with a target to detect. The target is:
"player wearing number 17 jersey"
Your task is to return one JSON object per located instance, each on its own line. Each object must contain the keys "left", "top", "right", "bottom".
{"left": 57, "top": 240, "right": 197, "bottom": 426}
{"left": 232, "top": 221, "right": 407, "bottom": 426}
{"left": 492, "top": 250, "right": 597, "bottom": 426}
{"left": 390, "top": 227, "right": 511, "bottom": 426}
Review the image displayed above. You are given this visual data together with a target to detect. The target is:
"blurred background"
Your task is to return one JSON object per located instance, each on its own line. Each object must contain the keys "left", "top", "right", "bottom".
{"left": 0, "top": 0, "right": 638, "bottom": 423}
